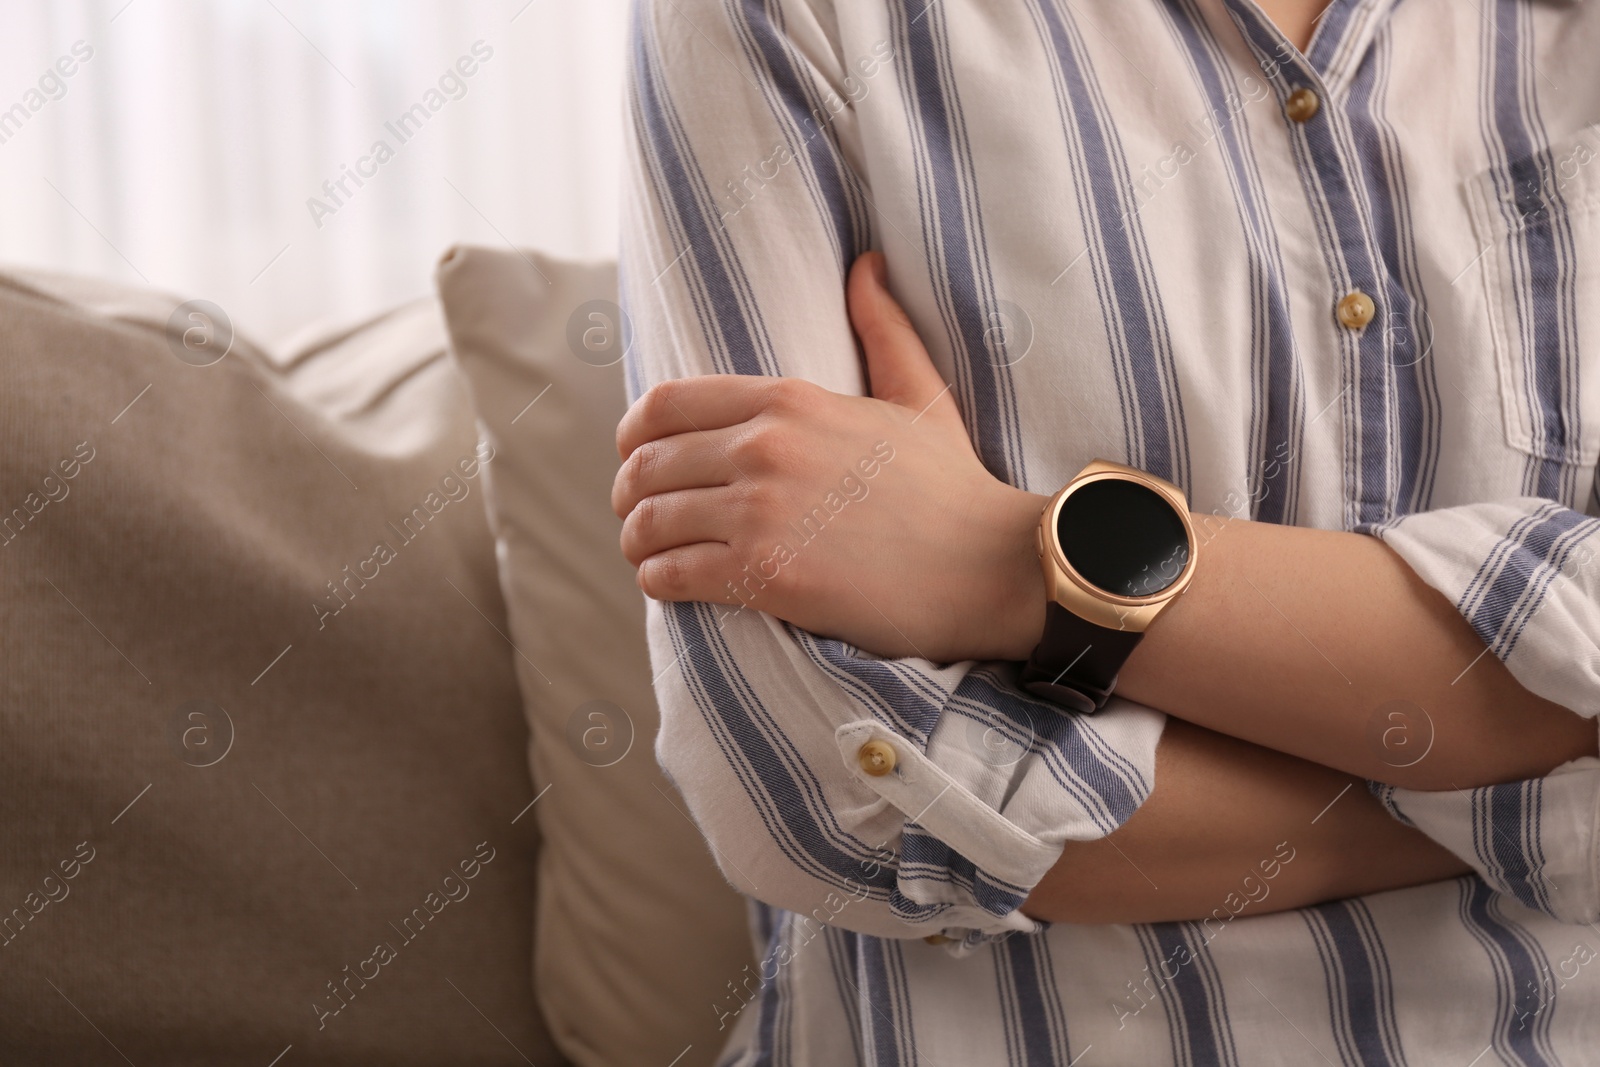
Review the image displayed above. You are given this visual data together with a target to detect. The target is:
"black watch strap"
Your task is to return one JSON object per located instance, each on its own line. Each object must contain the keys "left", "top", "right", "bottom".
{"left": 1019, "top": 603, "right": 1145, "bottom": 714}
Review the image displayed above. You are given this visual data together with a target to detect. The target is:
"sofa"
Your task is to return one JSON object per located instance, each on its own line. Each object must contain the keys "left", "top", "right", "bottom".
{"left": 0, "top": 247, "right": 755, "bottom": 1066}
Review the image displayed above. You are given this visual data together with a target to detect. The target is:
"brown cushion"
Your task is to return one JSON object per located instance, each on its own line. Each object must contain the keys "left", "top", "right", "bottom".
{"left": 436, "top": 245, "right": 755, "bottom": 1067}
{"left": 0, "top": 271, "right": 565, "bottom": 1066}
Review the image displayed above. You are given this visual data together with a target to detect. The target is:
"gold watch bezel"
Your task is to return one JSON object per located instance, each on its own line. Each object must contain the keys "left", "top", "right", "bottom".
{"left": 1035, "top": 459, "right": 1198, "bottom": 633}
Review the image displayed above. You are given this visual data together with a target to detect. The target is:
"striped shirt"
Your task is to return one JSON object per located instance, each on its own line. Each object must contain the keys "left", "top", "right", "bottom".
{"left": 620, "top": 0, "right": 1600, "bottom": 1062}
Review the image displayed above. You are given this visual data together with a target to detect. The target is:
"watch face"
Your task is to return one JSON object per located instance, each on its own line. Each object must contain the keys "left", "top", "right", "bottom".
{"left": 1057, "top": 478, "right": 1190, "bottom": 598}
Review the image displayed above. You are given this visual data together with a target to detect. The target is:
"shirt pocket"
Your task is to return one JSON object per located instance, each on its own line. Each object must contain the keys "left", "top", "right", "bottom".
{"left": 1464, "top": 123, "right": 1600, "bottom": 467}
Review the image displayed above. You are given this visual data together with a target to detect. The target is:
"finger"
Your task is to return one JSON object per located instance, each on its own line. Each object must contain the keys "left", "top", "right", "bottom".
{"left": 612, "top": 426, "right": 748, "bottom": 519}
{"left": 620, "top": 485, "right": 738, "bottom": 567}
{"left": 846, "top": 251, "right": 951, "bottom": 416}
{"left": 617, "top": 374, "right": 789, "bottom": 461}
{"left": 635, "top": 541, "right": 744, "bottom": 604}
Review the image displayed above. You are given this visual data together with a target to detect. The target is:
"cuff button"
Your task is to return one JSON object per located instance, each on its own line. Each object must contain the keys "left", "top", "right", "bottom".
{"left": 858, "top": 739, "right": 898, "bottom": 777}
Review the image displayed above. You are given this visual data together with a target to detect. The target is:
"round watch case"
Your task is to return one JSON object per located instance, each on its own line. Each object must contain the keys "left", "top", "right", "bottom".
{"left": 1034, "top": 459, "right": 1199, "bottom": 634}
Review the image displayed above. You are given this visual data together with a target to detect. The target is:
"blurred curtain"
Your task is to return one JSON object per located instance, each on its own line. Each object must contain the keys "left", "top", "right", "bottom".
{"left": 0, "top": 0, "right": 627, "bottom": 343}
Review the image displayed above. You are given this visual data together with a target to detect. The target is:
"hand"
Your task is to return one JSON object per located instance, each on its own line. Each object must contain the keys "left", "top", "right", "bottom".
{"left": 612, "top": 251, "right": 1049, "bottom": 663}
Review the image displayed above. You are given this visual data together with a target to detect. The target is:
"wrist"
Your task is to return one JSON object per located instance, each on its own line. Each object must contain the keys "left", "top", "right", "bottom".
{"left": 978, "top": 486, "right": 1051, "bottom": 662}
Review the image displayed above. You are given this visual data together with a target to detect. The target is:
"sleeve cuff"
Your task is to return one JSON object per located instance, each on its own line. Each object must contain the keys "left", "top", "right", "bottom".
{"left": 1359, "top": 498, "right": 1600, "bottom": 713}
{"left": 833, "top": 663, "right": 1164, "bottom": 945}
{"left": 1377, "top": 754, "right": 1600, "bottom": 924}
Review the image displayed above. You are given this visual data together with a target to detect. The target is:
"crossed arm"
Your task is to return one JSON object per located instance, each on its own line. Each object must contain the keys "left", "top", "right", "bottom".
{"left": 613, "top": 252, "right": 1598, "bottom": 925}
{"left": 1020, "top": 511, "right": 1591, "bottom": 922}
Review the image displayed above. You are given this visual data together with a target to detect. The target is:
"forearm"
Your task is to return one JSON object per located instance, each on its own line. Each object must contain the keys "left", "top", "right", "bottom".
{"left": 1113, "top": 515, "right": 1597, "bottom": 789}
{"left": 1022, "top": 718, "right": 1469, "bottom": 925}
{"left": 982, "top": 494, "right": 1594, "bottom": 789}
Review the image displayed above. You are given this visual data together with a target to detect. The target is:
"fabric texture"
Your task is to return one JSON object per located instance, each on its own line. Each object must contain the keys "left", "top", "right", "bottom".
{"left": 621, "top": 0, "right": 1600, "bottom": 1062}
{"left": 435, "top": 244, "right": 756, "bottom": 1067}
{"left": 0, "top": 271, "right": 564, "bottom": 1064}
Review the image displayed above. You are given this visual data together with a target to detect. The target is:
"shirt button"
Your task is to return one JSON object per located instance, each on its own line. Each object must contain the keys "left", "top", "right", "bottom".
{"left": 858, "top": 739, "right": 897, "bottom": 777}
{"left": 1285, "top": 87, "right": 1321, "bottom": 123}
{"left": 1337, "top": 291, "right": 1376, "bottom": 330}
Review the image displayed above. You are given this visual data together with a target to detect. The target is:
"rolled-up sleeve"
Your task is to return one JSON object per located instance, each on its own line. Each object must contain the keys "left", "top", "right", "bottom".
{"left": 1361, "top": 499, "right": 1600, "bottom": 922}
{"left": 622, "top": 0, "right": 1163, "bottom": 942}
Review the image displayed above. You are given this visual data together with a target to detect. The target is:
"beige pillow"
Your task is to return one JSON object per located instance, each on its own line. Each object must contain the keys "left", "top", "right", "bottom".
{"left": 436, "top": 245, "right": 755, "bottom": 1067}
{"left": 0, "top": 271, "right": 564, "bottom": 1066}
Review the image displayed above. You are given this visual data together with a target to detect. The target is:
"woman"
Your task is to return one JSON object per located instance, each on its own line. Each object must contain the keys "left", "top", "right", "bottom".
{"left": 614, "top": 0, "right": 1600, "bottom": 1061}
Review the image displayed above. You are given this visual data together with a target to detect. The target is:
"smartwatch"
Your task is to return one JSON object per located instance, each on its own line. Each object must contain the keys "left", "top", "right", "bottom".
{"left": 1019, "top": 459, "right": 1198, "bottom": 713}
